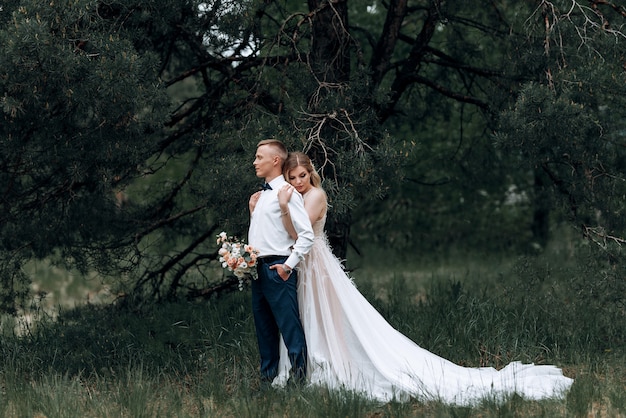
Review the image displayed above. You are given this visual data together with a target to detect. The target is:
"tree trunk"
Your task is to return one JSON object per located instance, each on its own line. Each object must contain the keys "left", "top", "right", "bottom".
{"left": 531, "top": 168, "right": 550, "bottom": 248}
{"left": 307, "top": 0, "right": 352, "bottom": 258}
{"left": 307, "top": 0, "right": 350, "bottom": 83}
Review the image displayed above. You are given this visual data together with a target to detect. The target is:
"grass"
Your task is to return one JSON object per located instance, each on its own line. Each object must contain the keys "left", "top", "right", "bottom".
{"left": 0, "top": 242, "right": 625, "bottom": 417}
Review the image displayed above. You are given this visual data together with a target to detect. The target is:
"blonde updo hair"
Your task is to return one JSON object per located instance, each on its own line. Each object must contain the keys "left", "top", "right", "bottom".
{"left": 283, "top": 151, "right": 322, "bottom": 188}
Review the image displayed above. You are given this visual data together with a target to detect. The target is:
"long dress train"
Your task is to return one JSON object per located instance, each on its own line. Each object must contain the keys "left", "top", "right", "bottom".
{"left": 273, "top": 216, "right": 573, "bottom": 406}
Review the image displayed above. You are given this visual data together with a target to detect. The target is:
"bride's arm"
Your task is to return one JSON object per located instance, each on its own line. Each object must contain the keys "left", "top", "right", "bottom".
{"left": 249, "top": 191, "right": 261, "bottom": 215}
{"left": 278, "top": 185, "right": 298, "bottom": 240}
{"left": 280, "top": 186, "right": 327, "bottom": 231}
{"left": 303, "top": 188, "right": 327, "bottom": 225}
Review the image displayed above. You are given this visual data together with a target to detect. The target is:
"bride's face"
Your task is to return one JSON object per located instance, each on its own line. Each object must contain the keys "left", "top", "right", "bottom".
{"left": 287, "top": 166, "right": 312, "bottom": 194}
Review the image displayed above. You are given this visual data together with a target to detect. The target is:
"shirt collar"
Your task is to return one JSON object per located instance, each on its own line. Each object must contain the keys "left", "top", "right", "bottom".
{"left": 267, "top": 175, "right": 286, "bottom": 189}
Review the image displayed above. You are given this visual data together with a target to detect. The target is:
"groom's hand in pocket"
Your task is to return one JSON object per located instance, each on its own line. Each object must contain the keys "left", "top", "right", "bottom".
{"left": 270, "top": 263, "right": 292, "bottom": 281}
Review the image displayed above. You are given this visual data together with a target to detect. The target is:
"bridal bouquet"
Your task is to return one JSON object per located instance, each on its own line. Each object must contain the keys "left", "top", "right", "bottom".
{"left": 216, "top": 231, "right": 259, "bottom": 289}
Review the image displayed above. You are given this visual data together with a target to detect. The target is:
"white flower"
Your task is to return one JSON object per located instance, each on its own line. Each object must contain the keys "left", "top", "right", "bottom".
{"left": 217, "top": 231, "right": 228, "bottom": 244}
{"left": 216, "top": 231, "right": 259, "bottom": 287}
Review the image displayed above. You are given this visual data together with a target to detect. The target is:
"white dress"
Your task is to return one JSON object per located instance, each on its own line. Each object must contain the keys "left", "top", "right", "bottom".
{"left": 273, "top": 216, "right": 573, "bottom": 406}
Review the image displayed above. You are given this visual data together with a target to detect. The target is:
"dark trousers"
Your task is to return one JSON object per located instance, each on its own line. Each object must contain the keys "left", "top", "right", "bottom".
{"left": 252, "top": 257, "right": 307, "bottom": 382}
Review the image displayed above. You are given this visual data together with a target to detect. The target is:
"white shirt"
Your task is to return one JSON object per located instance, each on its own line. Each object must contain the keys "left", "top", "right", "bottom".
{"left": 248, "top": 175, "right": 314, "bottom": 269}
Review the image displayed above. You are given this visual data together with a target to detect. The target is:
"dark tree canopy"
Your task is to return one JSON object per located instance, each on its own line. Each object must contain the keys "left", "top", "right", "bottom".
{"left": 496, "top": 2, "right": 626, "bottom": 257}
{"left": 0, "top": 0, "right": 169, "bottom": 311}
{"left": 1, "top": 0, "right": 626, "bottom": 311}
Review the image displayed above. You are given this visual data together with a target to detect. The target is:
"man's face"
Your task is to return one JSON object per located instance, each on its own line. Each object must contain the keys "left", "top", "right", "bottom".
{"left": 253, "top": 144, "right": 277, "bottom": 179}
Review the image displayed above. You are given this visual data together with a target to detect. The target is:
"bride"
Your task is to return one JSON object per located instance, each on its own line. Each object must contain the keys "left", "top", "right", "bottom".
{"left": 267, "top": 151, "right": 573, "bottom": 406}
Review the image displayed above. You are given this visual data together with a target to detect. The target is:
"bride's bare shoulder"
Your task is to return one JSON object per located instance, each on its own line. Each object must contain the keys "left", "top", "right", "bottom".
{"left": 307, "top": 187, "right": 327, "bottom": 202}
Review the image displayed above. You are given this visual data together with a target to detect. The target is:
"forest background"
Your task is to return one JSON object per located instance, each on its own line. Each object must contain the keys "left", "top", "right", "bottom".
{"left": 1, "top": 0, "right": 626, "bottom": 416}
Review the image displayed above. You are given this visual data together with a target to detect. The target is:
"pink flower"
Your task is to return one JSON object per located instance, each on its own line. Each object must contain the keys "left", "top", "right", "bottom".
{"left": 216, "top": 231, "right": 259, "bottom": 284}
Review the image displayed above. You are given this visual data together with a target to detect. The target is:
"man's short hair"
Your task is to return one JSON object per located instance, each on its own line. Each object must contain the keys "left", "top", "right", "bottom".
{"left": 257, "top": 139, "right": 287, "bottom": 161}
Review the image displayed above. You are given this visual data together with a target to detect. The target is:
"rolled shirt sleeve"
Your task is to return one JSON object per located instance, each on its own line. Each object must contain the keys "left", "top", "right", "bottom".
{"left": 284, "top": 191, "right": 314, "bottom": 268}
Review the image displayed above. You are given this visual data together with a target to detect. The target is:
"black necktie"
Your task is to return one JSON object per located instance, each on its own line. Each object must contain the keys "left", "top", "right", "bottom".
{"left": 261, "top": 182, "right": 272, "bottom": 191}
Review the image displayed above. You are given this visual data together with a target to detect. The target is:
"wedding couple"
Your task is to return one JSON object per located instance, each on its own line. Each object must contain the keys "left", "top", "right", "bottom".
{"left": 247, "top": 139, "right": 573, "bottom": 405}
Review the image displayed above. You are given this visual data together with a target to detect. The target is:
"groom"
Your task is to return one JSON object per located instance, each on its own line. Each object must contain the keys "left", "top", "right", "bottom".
{"left": 248, "top": 139, "right": 314, "bottom": 387}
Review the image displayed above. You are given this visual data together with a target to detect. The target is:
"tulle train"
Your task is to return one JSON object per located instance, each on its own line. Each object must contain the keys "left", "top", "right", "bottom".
{"left": 273, "top": 225, "right": 573, "bottom": 405}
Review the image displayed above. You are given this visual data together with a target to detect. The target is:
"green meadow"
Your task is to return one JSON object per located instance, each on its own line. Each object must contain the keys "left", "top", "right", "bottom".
{"left": 0, "top": 238, "right": 624, "bottom": 417}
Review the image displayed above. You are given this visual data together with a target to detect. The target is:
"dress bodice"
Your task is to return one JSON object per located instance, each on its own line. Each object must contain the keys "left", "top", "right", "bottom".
{"left": 312, "top": 215, "right": 327, "bottom": 238}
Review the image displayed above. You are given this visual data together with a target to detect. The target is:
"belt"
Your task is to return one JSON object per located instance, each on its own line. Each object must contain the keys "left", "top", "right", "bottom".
{"left": 257, "top": 255, "right": 288, "bottom": 264}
